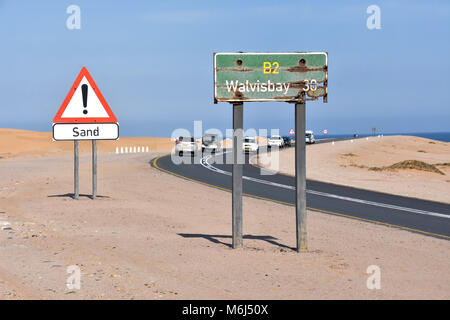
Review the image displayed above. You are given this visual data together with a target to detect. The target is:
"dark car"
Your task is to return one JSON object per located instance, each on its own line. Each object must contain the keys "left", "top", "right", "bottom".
{"left": 282, "top": 136, "right": 292, "bottom": 147}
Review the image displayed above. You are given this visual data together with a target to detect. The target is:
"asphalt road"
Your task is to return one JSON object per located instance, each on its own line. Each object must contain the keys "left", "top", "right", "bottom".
{"left": 152, "top": 140, "right": 450, "bottom": 240}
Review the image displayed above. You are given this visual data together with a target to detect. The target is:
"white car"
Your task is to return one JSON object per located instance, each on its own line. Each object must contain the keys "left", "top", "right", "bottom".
{"left": 305, "top": 130, "right": 315, "bottom": 144}
{"left": 243, "top": 136, "right": 259, "bottom": 153}
{"left": 202, "top": 133, "right": 221, "bottom": 153}
{"left": 175, "top": 136, "right": 198, "bottom": 156}
{"left": 268, "top": 135, "right": 284, "bottom": 148}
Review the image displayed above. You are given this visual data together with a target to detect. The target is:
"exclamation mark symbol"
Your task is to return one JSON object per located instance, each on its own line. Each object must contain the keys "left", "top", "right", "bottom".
{"left": 82, "top": 84, "right": 88, "bottom": 115}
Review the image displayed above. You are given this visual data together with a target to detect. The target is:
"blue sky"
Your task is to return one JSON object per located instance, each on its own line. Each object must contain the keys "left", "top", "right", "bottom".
{"left": 0, "top": 0, "right": 449, "bottom": 137}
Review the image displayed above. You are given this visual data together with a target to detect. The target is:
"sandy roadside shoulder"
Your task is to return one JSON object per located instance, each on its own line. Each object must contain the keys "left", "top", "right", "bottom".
{"left": 0, "top": 152, "right": 449, "bottom": 299}
{"left": 254, "top": 135, "right": 450, "bottom": 204}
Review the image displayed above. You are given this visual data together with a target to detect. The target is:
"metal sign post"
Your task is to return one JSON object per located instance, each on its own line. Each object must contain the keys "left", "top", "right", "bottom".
{"left": 295, "top": 101, "right": 307, "bottom": 252}
{"left": 232, "top": 103, "right": 244, "bottom": 248}
{"left": 92, "top": 140, "right": 97, "bottom": 200}
{"left": 53, "top": 67, "right": 119, "bottom": 200}
{"left": 74, "top": 140, "right": 79, "bottom": 200}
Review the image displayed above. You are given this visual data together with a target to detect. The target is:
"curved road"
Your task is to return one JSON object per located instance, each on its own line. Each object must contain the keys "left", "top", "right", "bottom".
{"left": 152, "top": 141, "right": 450, "bottom": 240}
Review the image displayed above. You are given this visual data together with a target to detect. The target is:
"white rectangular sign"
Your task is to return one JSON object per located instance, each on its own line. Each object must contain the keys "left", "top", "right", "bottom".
{"left": 53, "top": 123, "right": 119, "bottom": 141}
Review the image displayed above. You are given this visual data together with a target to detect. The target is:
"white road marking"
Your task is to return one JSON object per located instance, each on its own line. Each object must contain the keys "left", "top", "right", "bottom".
{"left": 200, "top": 152, "right": 450, "bottom": 220}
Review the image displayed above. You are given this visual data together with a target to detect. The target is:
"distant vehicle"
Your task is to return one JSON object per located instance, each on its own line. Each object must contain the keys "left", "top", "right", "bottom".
{"left": 267, "top": 135, "right": 284, "bottom": 148}
{"left": 305, "top": 130, "right": 315, "bottom": 144}
{"left": 243, "top": 136, "right": 259, "bottom": 153}
{"left": 282, "top": 136, "right": 292, "bottom": 147}
{"left": 353, "top": 133, "right": 359, "bottom": 138}
{"left": 175, "top": 136, "right": 198, "bottom": 156}
{"left": 202, "top": 133, "right": 221, "bottom": 153}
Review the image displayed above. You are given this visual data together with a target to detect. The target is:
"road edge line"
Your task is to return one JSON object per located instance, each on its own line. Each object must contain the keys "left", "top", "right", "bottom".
{"left": 151, "top": 155, "right": 450, "bottom": 240}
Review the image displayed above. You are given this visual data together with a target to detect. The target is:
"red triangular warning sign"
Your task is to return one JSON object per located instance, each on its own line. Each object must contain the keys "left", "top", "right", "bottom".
{"left": 53, "top": 67, "right": 117, "bottom": 124}
{"left": 289, "top": 128, "right": 295, "bottom": 135}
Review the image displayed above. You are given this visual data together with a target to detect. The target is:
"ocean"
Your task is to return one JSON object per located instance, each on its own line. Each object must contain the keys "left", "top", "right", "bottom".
{"left": 313, "top": 132, "right": 450, "bottom": 143}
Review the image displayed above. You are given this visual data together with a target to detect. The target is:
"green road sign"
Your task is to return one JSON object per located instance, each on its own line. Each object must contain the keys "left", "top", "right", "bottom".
{"left": 214, "top": 52, "right": 328, "bottom": 103}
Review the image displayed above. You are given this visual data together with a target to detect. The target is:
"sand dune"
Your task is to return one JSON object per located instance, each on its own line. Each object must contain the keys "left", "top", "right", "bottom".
{"left": 0, "top": 128, "right": 174, "bottom": 158}
{"left": 254, "top": 135, "right": 450, "bottom": 203}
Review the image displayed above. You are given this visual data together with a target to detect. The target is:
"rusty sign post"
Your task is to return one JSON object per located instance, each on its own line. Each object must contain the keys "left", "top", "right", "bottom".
{"left": 214, "top": 52, "right": 328, "bottom": 252}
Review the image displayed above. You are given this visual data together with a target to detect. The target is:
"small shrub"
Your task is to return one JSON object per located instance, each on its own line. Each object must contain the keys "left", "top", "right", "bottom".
{"left": 436, "top": 162, "right": 450, "bottom": 167}
{"left": 369, "top": 160, "right": 445, "bottom": 175}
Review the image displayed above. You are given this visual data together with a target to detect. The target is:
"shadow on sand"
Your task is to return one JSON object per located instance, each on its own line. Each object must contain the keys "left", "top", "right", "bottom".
{"left": 47, "top": 193, "right": 110, "bottom": 200}
{"left": 178, "top": 233, "right": 294, "bottom": 251}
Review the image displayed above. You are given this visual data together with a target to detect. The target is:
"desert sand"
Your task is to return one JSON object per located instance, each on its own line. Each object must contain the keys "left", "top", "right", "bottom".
{"left": 254, "top": 136, "right": 450, "bottom": 204}
{"left": 0, "top": 128, "right": 174, "bottom": 158}
{"left": 0, "top": 130, "right": 449, "bottom": 299}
